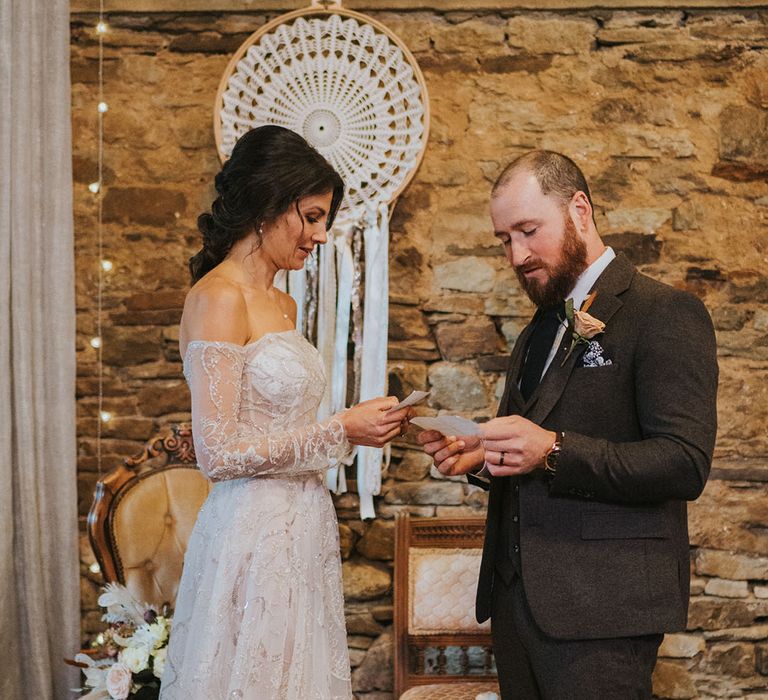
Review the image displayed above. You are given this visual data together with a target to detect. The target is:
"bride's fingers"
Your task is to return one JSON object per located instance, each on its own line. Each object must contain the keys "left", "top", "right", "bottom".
{"left": 376, "top": 419, "right": 405, "bottom": 437}
{"left": 383, "top": 406, "right": 410, "bottom": 422}
{"left": 379, "top": 425, "right": 404, "bottom": 444}
{"left": 379, "top": 411, "right": 408, "bottom": 426}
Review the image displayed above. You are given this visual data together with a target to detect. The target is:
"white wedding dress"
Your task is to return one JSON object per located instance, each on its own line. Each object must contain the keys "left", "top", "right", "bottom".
{"left": 160, "top": 330, "right": 353, "bottom": 700}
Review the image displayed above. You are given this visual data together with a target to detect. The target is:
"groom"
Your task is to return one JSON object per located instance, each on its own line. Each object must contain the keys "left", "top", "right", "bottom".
{"left": 417, "top": 151, "right": 718, "bottom": 699}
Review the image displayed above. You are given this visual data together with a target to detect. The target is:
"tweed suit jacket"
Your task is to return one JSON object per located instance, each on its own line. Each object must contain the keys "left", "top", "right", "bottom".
{"left": 473, "top": 253, "right": 718, "bottom": 640}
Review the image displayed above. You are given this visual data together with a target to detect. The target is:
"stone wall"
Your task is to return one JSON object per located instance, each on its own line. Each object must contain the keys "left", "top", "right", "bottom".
{"left": 72, "top": 5, "right": 768, "bottom": 698}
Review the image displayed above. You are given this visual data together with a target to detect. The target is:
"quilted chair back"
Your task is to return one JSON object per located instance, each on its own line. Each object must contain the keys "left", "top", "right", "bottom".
{"left": 88, "top": 424, "right": 211, "bottom": 609}
{"left": 394, "top": 513, "right": 499, "bottom": 699}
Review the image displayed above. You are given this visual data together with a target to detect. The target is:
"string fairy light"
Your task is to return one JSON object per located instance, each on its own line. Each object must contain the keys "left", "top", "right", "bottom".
{"left": 93, "top": 0, "right": 109, "bottom": 475}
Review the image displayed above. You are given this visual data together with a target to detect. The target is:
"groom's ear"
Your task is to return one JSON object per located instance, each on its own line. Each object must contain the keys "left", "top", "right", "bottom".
{"left": 568, "top": 191, "right": 592, "bottom": 235}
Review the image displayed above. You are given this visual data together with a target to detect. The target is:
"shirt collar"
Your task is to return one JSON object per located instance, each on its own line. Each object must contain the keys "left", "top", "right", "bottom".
{"left": 567, "top": 246, "right": 616, "bottom": 310}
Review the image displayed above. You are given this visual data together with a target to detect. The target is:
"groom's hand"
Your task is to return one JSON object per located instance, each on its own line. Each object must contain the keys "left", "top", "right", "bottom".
{"left": 480, "top": 416, "right": 556, "bottom": 477}
{"left": 416, "top": 430, "right": 484, "bottom": 477}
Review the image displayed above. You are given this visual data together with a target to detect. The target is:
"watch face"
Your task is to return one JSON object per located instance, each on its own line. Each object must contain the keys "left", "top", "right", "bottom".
{"left": 545, "top": 450, "right": 559, "bottom": 470}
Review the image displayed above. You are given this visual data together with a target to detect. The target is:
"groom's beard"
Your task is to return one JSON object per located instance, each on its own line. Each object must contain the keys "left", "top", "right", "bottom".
{"left": 515, "top": 216, "right": 588, "bottom": 309}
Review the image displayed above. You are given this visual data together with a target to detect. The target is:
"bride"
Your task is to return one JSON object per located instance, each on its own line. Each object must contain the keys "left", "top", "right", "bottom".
{"left": 160, "top": 125, "right": 410, "bottom": 700}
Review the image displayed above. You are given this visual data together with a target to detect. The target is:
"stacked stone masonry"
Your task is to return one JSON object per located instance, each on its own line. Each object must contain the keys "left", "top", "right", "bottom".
{"left": 72, "top": 5, "right": 768, "bottom": 698}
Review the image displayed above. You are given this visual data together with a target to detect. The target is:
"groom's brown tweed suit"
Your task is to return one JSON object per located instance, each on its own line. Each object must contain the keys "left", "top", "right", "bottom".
{"left": 471, "top": 253, "right": 718, "bottom": 696}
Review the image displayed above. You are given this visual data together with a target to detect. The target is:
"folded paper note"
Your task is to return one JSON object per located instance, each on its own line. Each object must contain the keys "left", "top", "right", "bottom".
{"left": 410, "top": 415, "right": 481, "bottom": 437}
{"left": 387, "top": 390, "right": 430, "bottom": 414}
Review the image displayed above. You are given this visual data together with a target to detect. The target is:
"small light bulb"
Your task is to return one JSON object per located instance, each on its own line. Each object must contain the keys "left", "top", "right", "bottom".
{"left": 101, "top": 259, "right": 113, "bottom": 272}
{"left": 90, "top": 337, "right": 102, "bottom": 349}
{"left": 100, "top": 411, "right": 112, "bottom": 423}
{"left": 88, "top": 181, "right": 100, "bottom": 194}
{"left": 97, "top": 102, "right": 108, "bottom": 113}
{"left": 96, "top": 21, "right": 108, "bottom": 34}
{"left": 89, "top": 562, "right": 101, "bottom": 574}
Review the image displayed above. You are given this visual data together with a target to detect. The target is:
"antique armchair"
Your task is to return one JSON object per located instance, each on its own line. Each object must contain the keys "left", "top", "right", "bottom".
{"left": 394, "top": 513, "right": 500, "bottom": 699}
{"left": 87, "top": 424, "right": 211, "bottom": 609}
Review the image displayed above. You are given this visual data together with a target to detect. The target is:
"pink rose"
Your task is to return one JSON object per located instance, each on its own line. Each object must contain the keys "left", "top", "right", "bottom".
{"left": 105, "top": 662, "right": 132, "bottom": 700}
{"left": 573, "top": 310, "right": 605, "bottom": 339}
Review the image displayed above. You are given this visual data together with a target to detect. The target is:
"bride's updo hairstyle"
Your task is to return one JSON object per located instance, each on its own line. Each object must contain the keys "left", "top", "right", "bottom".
{"left": 189, "top": 125, "right": 344, "bottom": 283}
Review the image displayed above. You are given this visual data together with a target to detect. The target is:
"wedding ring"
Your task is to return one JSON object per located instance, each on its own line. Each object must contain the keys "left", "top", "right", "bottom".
{"left": 500, "top": 452, "right": 506, "bottom": 466}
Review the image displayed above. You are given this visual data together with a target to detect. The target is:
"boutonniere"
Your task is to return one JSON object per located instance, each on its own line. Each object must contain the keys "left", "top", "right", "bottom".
{"left": 561, "top": 292, "right": 605, "bottom": 366}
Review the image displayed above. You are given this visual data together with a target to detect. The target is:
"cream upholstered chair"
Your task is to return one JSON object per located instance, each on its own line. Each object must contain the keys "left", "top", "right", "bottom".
{"left": 88, "top": 424, "right": 211, "bottom": 609}
{"left": 394, "top": 513, "right": 500, "bottom": 699}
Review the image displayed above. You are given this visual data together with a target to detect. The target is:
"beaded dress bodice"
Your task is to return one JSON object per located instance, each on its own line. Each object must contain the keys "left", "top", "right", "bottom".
{"left": 183, "top": 331, "right": 348, "bottom": 482}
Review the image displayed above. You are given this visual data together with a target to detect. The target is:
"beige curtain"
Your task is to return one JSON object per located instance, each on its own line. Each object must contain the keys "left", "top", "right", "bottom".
{"left": 0, "top": 0, "right": 80, "bottom": 698}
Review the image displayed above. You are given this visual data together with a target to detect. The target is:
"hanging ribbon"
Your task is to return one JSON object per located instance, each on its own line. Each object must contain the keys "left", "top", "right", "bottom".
{"left": 331, "top": 225, "right": 354, "bottom": 417}
{"left": 350, "top": 225, "right": 365, "bottom": 406}
{"left": 304, "top": 250, "right": 319, "bottom": 345}
{"left": 317, "top": 230, "right": 337, "bottom": 422}
{"left": 325, "top": 223, "right": 356, "bottom": 494}
{"left": 274, "top": 270, "right": 288, "bottom": 294}
{"left": 287, "top": 269, "right": 306, "bottom": 336}
{"left": 356, "top": 203, "right": 390, "bottom": 520}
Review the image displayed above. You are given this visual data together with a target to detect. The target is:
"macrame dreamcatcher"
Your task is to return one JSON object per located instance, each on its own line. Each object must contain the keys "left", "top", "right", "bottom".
{"left": 214, "top": 1, "right": 429, "bottom": 518}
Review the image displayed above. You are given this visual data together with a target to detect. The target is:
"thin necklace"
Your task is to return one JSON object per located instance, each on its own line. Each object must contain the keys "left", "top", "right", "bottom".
{"left": 270, "top": 287, "right": 290, "bottom": 321}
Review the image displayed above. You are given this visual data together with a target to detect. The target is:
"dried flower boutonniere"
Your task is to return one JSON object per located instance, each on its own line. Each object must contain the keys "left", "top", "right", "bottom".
{"left": 561, "top": 292, "right": 605, "bottom": 366}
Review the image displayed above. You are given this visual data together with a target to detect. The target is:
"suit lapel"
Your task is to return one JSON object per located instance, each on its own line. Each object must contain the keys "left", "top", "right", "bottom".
{"left": 525, "top": 253, "right": 636, "bottom": 426}
{"left": 498, "top": 318, "right": 537, "bottom": 417}
{"left": 490, "top": 318, "right": 536, "bottom": 497}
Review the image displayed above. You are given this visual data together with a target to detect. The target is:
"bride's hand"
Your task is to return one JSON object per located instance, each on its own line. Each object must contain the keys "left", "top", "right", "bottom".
{"left": 339, "top": 397, "right": 413, "bottom": 447}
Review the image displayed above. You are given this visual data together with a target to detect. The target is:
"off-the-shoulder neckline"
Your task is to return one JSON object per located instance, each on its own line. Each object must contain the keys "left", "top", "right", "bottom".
{"left": 182, "top": 329, "right": 301, "bottom": 361}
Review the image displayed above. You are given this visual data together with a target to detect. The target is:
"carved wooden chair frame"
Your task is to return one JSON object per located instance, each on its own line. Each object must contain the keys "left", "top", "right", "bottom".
{"left": 87, "top": 424, "right": 198, "bottom": 585}
{"left": 394, "top": 513, "right": 497, "bottom": 697}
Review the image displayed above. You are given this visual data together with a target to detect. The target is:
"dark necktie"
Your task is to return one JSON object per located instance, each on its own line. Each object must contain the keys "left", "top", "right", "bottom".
{"left": 519, "top": 303, "right": 564, "bottom": 401}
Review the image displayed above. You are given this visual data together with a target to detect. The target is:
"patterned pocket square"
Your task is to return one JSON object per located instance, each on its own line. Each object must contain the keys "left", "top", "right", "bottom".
{"left": 581, "top": 340, "right": 613, "bottom": 367}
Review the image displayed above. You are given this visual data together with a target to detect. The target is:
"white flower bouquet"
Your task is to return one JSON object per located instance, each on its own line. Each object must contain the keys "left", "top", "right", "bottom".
{"left": 70, "top": 584, "right": 171, "bottom": 700}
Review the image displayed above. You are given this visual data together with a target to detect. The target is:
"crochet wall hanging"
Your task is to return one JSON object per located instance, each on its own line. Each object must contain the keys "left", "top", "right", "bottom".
{"left": 214, "top": 1, "right": 430, "bottom": 519}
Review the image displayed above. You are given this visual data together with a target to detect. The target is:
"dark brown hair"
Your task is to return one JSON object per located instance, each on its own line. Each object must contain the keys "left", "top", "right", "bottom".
{"left": 189, "top": 125, "right": 344, "bottom": 283}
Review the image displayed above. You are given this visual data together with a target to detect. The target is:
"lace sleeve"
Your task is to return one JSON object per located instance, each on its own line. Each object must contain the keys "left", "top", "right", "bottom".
{"left": 184, "top": 341, "right": 350, "bottom": 482}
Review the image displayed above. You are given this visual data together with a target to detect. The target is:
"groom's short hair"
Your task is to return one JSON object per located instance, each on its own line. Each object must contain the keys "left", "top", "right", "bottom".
{"left": 492, "top": 150, "right": 594, "bottom": 214}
